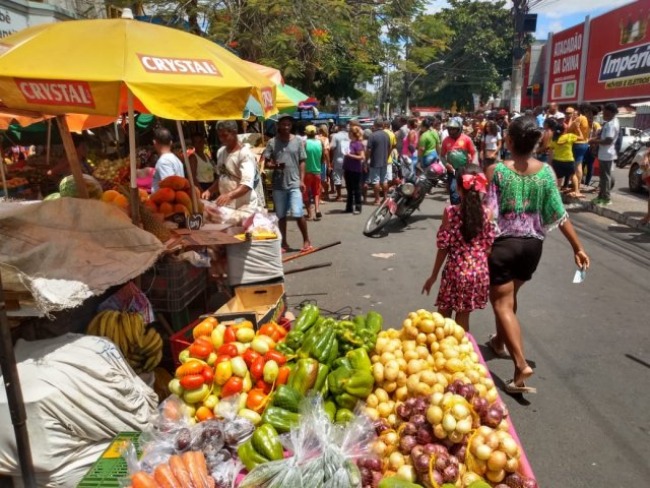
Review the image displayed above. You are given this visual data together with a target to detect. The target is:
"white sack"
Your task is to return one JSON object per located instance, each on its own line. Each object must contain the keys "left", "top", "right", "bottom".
{"left": 0, "top": 334, "right": 158, "bottom": 487}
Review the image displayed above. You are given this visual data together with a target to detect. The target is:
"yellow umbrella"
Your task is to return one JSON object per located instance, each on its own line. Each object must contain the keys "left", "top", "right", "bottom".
{"left": 0, "top": 17, "right": 276, "bottom": 206}
{"left": 0, "top": 19, "right": 277, "bottom": 120}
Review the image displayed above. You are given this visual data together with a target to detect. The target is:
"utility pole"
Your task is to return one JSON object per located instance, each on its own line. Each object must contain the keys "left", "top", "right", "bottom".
{"left": 510, "top": 0, "right": 528, "bottom": 113}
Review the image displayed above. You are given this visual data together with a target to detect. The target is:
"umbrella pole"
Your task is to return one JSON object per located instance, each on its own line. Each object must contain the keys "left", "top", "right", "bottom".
{"left": 0, "top": 147, "right": 8, "bottom": 201}
{"left": 175, "top": 120, "right": 199, "bottom": 214}
{"left": 0, "top": 271, "right": 37, "bottom": 488}
{"left": 56, "top": 115, "right": 89, "bottom": 199}
{"left": 45, "top": 119, "right": 52, "bottom": 167}
{"left": 127, "top": 90, "right": 141, "bottom": 226}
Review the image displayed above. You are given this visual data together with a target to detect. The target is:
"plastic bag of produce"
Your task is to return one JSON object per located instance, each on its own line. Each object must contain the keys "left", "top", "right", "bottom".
{"left": 215, "top": 396, "right": 255, "bottom": 446}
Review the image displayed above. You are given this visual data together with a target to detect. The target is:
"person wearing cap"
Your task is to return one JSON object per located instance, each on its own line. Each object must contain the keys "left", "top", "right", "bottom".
{"left": 303, "top": 124, "right": 325, "bottom": 220}
{"left": 440, "top": 119, "right": 477, "bottom": 204}
{"left": 263, "top": 115, "right": 312, "bottom": 252}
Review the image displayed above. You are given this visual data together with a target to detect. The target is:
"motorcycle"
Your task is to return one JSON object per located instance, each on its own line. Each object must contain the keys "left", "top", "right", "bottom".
{"left": 616, "top": 129, "right": 650, "bottom": 168}
{"left": 363, "top": 156, "right": 446, "bottom": 237}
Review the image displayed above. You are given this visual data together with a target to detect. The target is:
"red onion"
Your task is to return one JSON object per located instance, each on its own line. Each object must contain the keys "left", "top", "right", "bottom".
{"left": 405, "top": 397, "right": 418, "bottom": 409}
{"left": 371, "top": 471, "right": 382, "bottom": 488}
{"left": 504, "top": 473, "right": 523, "bottom": 488}
{"left": 483, "top": 404, "right": 505, "bottom": 428}
{"left": 448, "top": 455, "right": 459, "bottom": 467}
{"left": 435, "top": 452, "right": 449, "bottom": 471}
{"left": 428, "top": 443, "right": 448, "bottom": 457}
{"left": 373, "top": 419, "right": 390, "bottom": 435}
{"left": 365, "top": 458, "right": 382, "bottom": 472}
{"left": 413, "top": 397, "right": 429, "bottom": 415}
{"left": 396, "top": 403, "right": 411, "bottom": 420}
{"left": 399, "top": 435, "right": 417, "bottom": 454}
{"left": 442, "top": 464, "right": 459, "bottom": 483}
{"left": 472, "top": 396, "right": 488, "bottom": 415}
{"left": 402, "top": 422, "right": 417, "bottom": 436}
{"left": 411, "top": 414, "right": 427, "bottom": 428}
{"left": 360, "top": 467, "right": 373, "bottom": 485}
{"left": 522, "top": 478, "right": 539, "bottom": 488}
{"left": 416, "top": 427, "right": 433, "bottom": 445}
{"left": 411, "top": 445, "right": 425, "bottom": 460}
{"left": 414, "top": 453, "right": 431, "bottom": 473}
{"left": 449, "top": 444, "right": 466, "bottom": 462}
{"left": 431, "top": 470, "right": 444, "bottom": 486}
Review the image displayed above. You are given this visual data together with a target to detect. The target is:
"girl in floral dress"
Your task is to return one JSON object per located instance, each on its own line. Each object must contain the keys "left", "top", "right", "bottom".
{"left": 422, "top": 164, "right": 495, "bottom": 331}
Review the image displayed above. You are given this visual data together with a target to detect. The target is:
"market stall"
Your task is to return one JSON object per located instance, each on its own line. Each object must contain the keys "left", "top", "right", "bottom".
{"left": 73, "top": 303, "right": 538, "bottom": 488}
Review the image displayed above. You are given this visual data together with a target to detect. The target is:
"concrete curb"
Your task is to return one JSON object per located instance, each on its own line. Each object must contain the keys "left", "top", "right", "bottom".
{"left": 564, "top": 196, "right": 650, "bottom": 233}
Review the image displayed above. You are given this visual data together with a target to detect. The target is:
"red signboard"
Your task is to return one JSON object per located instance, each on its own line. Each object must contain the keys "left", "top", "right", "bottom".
{"left": 548, "top": 24, "right": 584, "bottom": 103}
{"left": 584, "top": 1, "right": 650, "bottom": 102}
{"left": 15, "top": 78, "right": 95, "bottom": 108}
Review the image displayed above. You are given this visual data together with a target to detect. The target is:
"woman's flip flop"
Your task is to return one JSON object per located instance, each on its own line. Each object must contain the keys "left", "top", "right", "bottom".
{"left": 505, "top": 380, "right": 537, "bottom": 394}
{"left": 486, "top": 334, "right": 509, "bottom": 359}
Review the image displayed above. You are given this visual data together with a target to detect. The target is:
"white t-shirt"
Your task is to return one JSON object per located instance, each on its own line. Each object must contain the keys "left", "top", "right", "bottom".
{"left": 330, "top": 131, "right": 350, "bottom": 167}
{"left": 483, "top": 133, "right": 502, "bottom": 151}
{"left": 598, "top": 117, "right": 620, "bottom": 161}
{"left": 152, "top": 152, "right": 185, "bottom": 192}
{"left": 216, "top": 145, "right": 259, "bottom": 211}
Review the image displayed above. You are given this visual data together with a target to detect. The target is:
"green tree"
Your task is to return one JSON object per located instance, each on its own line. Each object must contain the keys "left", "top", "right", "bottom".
{"left": 412, "top": 0, "right": 515, "bottom": 109}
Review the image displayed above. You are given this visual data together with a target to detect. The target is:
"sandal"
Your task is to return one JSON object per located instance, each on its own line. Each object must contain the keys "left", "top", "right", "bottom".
{"left": 486, "top": 334, "right": 509, "bottom": 358}
{"left": 299, "top": 245, "right": 315, "bottom": 253}
{"left": 505, "top": 380, "right": 537, "bottom": 394}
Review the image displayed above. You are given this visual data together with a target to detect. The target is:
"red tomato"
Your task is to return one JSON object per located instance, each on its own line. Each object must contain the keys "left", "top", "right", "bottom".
{"left": 250, "top": 356, "right": 265, "bottom": 381}
{"left": 264, "top": 350, "right": 287, "bottom": 365}
{"left": 215, "top": 355, "right": 232, "bottom": 364}
{"left": 242, "top": 349, "right": 262, "bottom": 367}
{"left": 221, "top": 376, "right": 243, "bottom": 397}
{"left": 189, "top": 341, "right": 212, "bottom": 359}
{"left": 223, "top": 327, "right": 236, "bottom": 344}
{"left": 277, "top": 365, "right": 291, "bottom": 385}
{"left": 217, "top": 344, "right": 238, "bottom": 357}
{"left": 201, "top": 365, "right": 214, "bottom": 384}
{"left": 179, "top": 374, "right": 205, "bottom": 390}
{"left": 256, "top": 379, "right": 272, "bottom": 394}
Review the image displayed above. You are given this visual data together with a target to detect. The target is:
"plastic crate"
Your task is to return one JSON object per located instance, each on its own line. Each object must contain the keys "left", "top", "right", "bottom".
{"left": 77, "top": 432, "right": 141, "bottom": 488}
{"left": 170, "top": 312, "right": 257, "bottom": 366}
{"left": 141, "top": 257, "right": 207, "bottom": 313}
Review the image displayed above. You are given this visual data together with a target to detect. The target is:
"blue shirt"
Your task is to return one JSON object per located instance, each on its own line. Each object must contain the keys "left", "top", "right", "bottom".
{"left": 152, "top": 152, "right": 185, "bottom": 192}
{"left": 536, "top": 114, "right": 545, "bottom": 128}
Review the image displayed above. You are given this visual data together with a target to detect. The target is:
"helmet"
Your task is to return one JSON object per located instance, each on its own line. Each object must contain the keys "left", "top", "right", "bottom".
{"left": 447, "top": 119, "right": 462, "bottom": 129}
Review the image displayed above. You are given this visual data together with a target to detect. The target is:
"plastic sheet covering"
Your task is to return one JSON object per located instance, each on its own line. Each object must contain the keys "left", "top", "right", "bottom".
{"left": 0, "top": 198, "right": 164, "bottom": 315}
{"left": 0, "top": 334, "right": 158, "bottom": 487}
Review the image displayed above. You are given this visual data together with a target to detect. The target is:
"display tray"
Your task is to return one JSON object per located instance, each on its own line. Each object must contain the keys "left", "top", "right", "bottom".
{"left": 467, "top": 332, "right": 536, "bottom": 482}
{"left": 77, "top": 432, "right": 141, "bottom": 488}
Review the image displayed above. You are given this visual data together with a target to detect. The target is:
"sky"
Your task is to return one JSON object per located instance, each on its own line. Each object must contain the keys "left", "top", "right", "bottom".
{"left": 423, "top": 0, "right": 634, "bottom": 40}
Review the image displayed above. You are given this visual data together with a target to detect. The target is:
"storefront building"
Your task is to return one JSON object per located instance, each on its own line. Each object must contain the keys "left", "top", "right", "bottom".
{"left": 538, "top": 0, "right": 649, "bottom": 112}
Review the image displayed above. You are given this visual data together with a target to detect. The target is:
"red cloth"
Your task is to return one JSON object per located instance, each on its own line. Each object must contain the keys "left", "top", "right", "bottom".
{"left": 303, "top": 172, "right": 321, "bottom": 202}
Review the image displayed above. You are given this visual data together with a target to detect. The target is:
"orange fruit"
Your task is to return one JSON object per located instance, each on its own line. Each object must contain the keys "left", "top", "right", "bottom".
{"left": 159, "top": 202, "right": 174, "bottom": 216}
{"left": 101, "top": 189, "right": 120, "bottom": 203}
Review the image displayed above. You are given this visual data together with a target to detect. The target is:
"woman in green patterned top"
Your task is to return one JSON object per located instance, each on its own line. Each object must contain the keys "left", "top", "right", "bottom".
{"left": 485, "top": 116, "right": 590, "bottom": 394}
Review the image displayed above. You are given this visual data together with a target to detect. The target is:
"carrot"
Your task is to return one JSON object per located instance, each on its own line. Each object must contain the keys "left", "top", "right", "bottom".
{"left": 182, "top": 451, "right": 206, "bottom": 488}
{"left": 131, "top": 471, "right": 159, "bottom": 488}
{"left": 169, "top": 454, "right": 195, "bottom": 488}
{"left": 153, "top": 463, "right": 181, "bottom": 488}
{"left": 193, "top": 451, "right": 215, "bottom": 488}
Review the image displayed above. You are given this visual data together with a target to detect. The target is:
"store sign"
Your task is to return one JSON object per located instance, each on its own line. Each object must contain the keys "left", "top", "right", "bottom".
{"left": 0, "top": 7, "right": 28, "bottom": 39}
{"left": 138, "top": 54, "right": 221, "bottom": 76}
{"left": 584, "top": 2, "right": 650, "bottom": 102}
{"left": 15, "top": 79, "right": 95, "bottom": 108}
{"left": 548, "top": 24, "right": 584, "bottom": 103}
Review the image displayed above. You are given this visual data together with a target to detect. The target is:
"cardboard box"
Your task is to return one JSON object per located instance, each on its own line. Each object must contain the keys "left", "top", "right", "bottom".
{"left": 216, "top": 283, "right": 286, "bottom": 328}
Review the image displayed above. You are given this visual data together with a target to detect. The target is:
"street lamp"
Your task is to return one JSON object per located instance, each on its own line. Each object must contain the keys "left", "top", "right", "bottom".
{"left": 405, "top": 60, "right": 444, "bottom": 115}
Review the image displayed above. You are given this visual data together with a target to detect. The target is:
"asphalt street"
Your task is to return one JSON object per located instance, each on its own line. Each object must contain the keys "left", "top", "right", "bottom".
{"left": 283, "top": 186, "right": 650, "bottom": 488}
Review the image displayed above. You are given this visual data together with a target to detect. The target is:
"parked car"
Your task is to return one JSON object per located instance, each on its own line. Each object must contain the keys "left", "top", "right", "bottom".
{"left": 616, "top": 126, "right": 644, "bottom": 156}
{"left": 628, "top": 138, "right": 650, "bottom": 193}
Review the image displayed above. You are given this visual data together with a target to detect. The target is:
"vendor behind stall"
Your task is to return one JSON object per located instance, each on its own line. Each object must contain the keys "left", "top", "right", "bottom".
{"left": 47, "top": 134, "right": 93, "bottom": 177}
{"left": 189, "top": 133, "right": 216, "bottom": 192}
{"left": 201, "top": 120, "right": 259, "bottom": 212}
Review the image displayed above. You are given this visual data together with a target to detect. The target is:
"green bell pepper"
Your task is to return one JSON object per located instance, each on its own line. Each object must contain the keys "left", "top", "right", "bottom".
{"left": 288, "top": 358, "right": 319, "bottom": 395}
{"left": 293, "top": 304, "right": 320, "bottom": 333}
{"left": 252, "top": 424, "right": 284, "bottom": 461}
{"left": 237, "top": 440, "right": 269, "bottom": 471}
{"left": 324, "top": 399, "right": 337, "bottom": 422}
{"left": 314, "top": 363, "right": 329, "bottom": 393}
{"left": 261, "top": 406, "right": 301, "bottom": 433}
{"left": 343, "top": 371, "right": 374, "bottom": 398}
{"left": 272, "top": 385, "right": 302, "bottom": 412}
{"left": 365, "top": 311, "right": 383, "bottom": 334}
{"left": 285, "top": 330, "right": 304, "bottom": 350}
{"left": 332, "top": 356, "right": 352, "bottom": 370}
{"left": 334, "top": 392, "right": 358, "bottom": 410}
{"left": 274, "top": 342, "right": 295, "bottom": 356}
{"left": 327, "top": 366, "right": 351, "bottom": 395}
{"left": 346, "top": 348, "right": 372, "bottom": 371}
{"left": 335, "top": 408, "right": 355, "bottom": 423}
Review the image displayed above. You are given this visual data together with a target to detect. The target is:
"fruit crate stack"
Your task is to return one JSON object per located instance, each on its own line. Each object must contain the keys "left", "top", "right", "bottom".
{"left": 77, "top": 432, "right": 141, "bottom": 488}
{"left": 141, "top": 255, "right": 207, "bottom": 314}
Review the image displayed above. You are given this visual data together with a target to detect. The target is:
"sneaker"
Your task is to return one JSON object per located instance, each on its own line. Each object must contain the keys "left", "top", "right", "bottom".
{"left": 592, "top": 197, "right": 611, "bottom": 206}
{"left": 353, "top": 210, "right": 361, "bottom": 215}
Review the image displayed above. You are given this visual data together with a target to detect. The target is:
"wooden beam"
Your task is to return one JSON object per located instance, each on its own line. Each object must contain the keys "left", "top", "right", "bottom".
{"left": 56, "top": 115, "right": 89, "bottom": 199}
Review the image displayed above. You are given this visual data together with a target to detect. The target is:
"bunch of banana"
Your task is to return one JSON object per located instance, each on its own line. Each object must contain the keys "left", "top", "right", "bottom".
{"left": 86, "top": 310, "right": 163, "bottom": 374}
